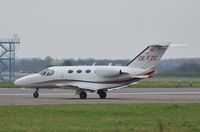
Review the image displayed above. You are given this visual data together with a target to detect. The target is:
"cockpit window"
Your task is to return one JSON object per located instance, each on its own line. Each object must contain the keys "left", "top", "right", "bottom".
{"left": 46, "top": 70, "right": 54, "bottom": 76}
{"left": 39, "top": 69, "right": 54, "bottom": 76}
{"left": 39, "top": 69, "right": 48, "bottom": 76}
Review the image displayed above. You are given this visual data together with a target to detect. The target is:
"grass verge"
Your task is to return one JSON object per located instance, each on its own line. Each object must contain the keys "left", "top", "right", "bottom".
{"left": 0, "top": 82, "right": 17, "bottom": 88}
{"left": 129, "top": 77, "right": 200, "bottom": 88}
{"left": 0, "top": 104, "right": 199, "bottom": 132}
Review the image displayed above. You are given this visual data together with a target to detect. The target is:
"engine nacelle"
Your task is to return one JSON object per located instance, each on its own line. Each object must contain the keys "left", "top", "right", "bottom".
{"left": 95, "top": 68, "right": 122, "bottom": 77}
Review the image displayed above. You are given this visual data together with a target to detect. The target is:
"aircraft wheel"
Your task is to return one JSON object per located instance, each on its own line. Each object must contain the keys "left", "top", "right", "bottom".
{"left": 33, "top": 91, "right": 39, "bottom": 98}
{"left": 98, "top": 90, "right": 107, "bottom": 99}
{"left": 79, "top": 91, "right": 87, "bottom": 99}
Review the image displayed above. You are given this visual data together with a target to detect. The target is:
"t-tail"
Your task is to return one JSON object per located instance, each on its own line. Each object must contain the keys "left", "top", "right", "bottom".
{"left": 127, "top": 43, "right": 170, "bottom": 69}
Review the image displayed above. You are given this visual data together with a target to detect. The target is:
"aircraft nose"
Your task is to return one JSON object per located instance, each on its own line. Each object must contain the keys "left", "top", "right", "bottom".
{"left": 14, "top": 78, "right": 25, "bottom": 87}
{"left": 14, "top": 74, "right": 39, "bottom": 87}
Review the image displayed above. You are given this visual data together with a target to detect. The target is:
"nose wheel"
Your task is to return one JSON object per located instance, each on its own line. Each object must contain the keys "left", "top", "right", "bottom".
{"left": 33, "top": 89, "right": 39, "bottom": 98}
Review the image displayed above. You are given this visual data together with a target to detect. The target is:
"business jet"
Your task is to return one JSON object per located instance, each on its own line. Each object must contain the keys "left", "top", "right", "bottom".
{"left": 14, "top": 43, "right": 169, "bottom": 99}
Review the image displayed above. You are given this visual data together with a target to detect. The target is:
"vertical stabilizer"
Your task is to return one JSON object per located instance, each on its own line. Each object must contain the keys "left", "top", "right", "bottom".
{"left": 127, "top": 44, "right": 169, "bottom": 69}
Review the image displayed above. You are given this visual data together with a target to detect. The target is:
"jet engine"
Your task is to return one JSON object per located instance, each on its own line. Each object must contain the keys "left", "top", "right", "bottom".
{"left": 95, "top": 68, "right": 122, "bottom": 77}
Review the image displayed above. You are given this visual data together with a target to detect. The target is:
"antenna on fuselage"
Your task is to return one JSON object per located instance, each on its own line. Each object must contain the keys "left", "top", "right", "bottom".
{"left": 92, "top": 62, "right": 96, "bottom": 66}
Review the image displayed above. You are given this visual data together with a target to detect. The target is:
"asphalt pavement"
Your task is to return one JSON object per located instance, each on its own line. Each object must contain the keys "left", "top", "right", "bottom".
{"left": 0, "top": 88, "right": 200, "bottom": 105}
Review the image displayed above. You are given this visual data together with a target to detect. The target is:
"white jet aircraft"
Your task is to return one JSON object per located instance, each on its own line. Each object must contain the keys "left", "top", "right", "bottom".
{"left": 15, "top": 44, "right": 169, "bottom": 99}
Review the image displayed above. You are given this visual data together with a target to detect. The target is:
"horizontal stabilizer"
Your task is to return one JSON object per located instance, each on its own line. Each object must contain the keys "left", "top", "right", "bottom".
{"left": 132, "top": 75, "right": 149, "bottom": 79}
{"left": 169, "top": 44, "right": 188, "bottom": 47}
{"left": 107, "top": 85, "right": 127, "bottom": 91}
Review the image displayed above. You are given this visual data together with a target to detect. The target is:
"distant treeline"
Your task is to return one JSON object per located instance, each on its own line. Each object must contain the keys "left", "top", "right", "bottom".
{"left": 15, "top": 57, "right": 200, "bottom": 76}
{"left": 157, "top": 58, "right": 200, "bottom": 76}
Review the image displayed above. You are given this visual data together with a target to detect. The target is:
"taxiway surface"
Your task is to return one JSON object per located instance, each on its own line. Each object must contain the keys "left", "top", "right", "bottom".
{"left": 0, "top": 88, "right": 200, "bottom": 105}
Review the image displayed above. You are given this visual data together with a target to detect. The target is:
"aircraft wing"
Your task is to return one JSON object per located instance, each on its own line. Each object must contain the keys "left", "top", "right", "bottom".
{"left": 56, "top": 84, "right": 79, "bottom": 89}
{"left": 55, "top": 75, "right": 148, "bottom": 92}
{"left": 55, "top": 84, "right": 95, "bottom": 92}
{"left": 101, "top": 75, "right": 148, "bottom": 91}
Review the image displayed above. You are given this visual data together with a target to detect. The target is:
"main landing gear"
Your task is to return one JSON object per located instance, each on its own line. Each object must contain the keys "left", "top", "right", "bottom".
{"left": 97, "top": 90, "right": 107, "bottom": 99}
{"left": 76, "top": 90, "right": 107, "bottom": 99}
{"left": 79, "top": 90, "right": 87, "bottom": 99}
{"left": 33, "top": 88, "right": 39, "bottom": 98}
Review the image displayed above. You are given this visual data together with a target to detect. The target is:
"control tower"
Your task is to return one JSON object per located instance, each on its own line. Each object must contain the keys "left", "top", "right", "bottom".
{"left": 0, "top": 34, "right": 20, "bottom": 82}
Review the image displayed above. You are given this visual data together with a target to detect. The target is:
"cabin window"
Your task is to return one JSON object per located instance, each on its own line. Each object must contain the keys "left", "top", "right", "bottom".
{"left": 86, "top": 70, "right": 91, "bottom": 73}
{"left": 46, "top": 70, "right": 54, "bottom": 76}
{"left": 77, "top": 70, "right": 82, "bottom": 73}
{"left": 68, "top": 70, "right": 73, "bottom": 74}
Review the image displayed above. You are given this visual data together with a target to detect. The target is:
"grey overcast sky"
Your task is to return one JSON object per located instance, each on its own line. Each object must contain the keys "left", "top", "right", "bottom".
{"left": 0, "top": 0, "right": 199, "bottom": 59}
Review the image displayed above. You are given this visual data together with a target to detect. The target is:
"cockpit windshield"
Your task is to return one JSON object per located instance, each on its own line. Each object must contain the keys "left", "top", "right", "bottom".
{"left": 46, "top": 69, "right": 54, "bottom": 76}
{"left": 39, "top": 68, "right": 54, "bottom": 76}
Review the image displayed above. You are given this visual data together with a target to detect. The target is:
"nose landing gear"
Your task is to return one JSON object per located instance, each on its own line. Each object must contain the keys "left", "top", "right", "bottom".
{"left": 33, "top": 88, "right": 39, "bottom": 98}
